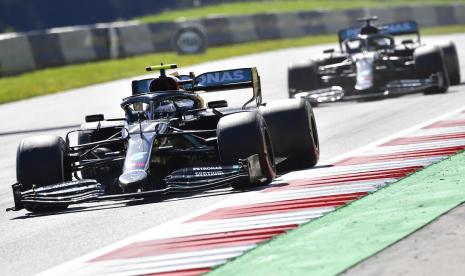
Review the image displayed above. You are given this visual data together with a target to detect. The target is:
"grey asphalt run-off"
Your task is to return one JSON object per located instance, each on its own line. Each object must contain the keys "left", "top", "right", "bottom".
{"left": 342, "top": 203, "right": 465, "bottom": 276}
{"left": 0, "top": 33, "right": 464, "bottom": 276}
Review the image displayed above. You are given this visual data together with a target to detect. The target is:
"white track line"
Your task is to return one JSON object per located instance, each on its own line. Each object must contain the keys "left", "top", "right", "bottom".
{"left": 371, "top": 138, "right": 465, "bottom": 154}
{"left": 323, "top": 106, "right": 465, "bottom": 165}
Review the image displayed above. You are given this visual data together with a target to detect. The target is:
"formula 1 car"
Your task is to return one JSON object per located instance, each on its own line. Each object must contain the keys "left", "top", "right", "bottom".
{"left": 8, "top": 64, "right": 319, "bottom": 213}
{"left": 288, "top": 17, "right": 461, "bottom": 105}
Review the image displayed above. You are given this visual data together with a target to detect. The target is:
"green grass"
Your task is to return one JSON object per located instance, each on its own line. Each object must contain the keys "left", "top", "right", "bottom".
{"left": 1, "top": 24, "right": 465, "bottom": 105}
{"left": 209, "top": 150, "right": 465, "bottom": 276}
{"left": 136, "top": 0, "right": 465, "bottom": 23}
{"left": 422, "top": 24, "right": 465, "bottom": 35}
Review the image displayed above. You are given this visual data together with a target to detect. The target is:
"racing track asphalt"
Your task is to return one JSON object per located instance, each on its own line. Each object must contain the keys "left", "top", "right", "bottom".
{"left": 0, "top": 33, "right": 464, "bottom": 276}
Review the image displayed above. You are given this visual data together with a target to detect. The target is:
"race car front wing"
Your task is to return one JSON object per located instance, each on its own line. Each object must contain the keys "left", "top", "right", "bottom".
{"left": 293, "top": 74, "right": 442, "bottom": 104}
{"left": 7, "top": 155, "right": 265, "bottom": 212}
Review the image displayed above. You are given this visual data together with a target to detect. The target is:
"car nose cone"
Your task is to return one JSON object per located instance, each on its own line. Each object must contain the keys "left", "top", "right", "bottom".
{"left": 119, "top": 170, "right": 148, "bottom": 190}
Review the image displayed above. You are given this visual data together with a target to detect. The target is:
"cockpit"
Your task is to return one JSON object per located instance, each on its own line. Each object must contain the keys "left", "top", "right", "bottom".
{"left": 122, "top": 63, "right": 205, "bottom": 122}
{"left": 343, "top": 35, "right": 394, "bottom": 53}
{"left": 122, "top": 93, "right": 201, "bottom": 122}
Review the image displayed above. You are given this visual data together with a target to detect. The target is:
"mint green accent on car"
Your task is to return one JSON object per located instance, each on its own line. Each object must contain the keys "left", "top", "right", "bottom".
{"left": 209, "top": 151, "right": 465, "bottom": 276}
{"left": 130, "top": 152, "right": 147, "bottom": 161}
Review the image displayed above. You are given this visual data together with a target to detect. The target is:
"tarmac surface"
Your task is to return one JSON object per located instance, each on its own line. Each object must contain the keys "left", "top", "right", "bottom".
{"left": 343, "top": 203, "right": 465, "bottom": 276}
{"left": 0, "top": 33, "right": 464, "bottom": 275}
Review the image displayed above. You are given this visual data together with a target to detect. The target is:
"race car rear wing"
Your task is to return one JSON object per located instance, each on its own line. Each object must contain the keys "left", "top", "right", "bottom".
{"left": 338, "top": 20, "right": 420, "bottom": 47}
{"left": 132, "top": 67, "right": 263, "bottom": 107}
{"left": 187, "top": 67, "right": 263, "bottom": 108}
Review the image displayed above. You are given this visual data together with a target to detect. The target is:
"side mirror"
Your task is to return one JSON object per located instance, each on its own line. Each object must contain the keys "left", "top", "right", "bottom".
{"left": 85, "top": 114, "right": 104, "bottom": 123}
{"left": 207, "top": 100, "right": 228, "bottom": 109}
{"left": 402, "top": 39, "right": 414, "bottom": 45}
{"left": 132, "top": 78, "right": 153, "bottom": 95}
{"left": 323, "top": 48, "right": 335, "bottom": 54}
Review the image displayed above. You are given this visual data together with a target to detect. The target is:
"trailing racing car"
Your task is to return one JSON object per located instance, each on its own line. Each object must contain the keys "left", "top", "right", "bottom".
{"left": 288, "top": 17, "right": 461, "bottom": 104}
{"left": 8, "top": 64, "right": 319, "bottom": 213}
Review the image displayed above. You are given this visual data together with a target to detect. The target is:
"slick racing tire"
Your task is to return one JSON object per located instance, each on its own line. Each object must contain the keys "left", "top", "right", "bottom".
{"left": 288, "top": 61, "right": 319, "bottom": 98}
{"left": 17, "top": 135, "right": 70, "bottom": 190}
{"left": 260, "top": 98, "right": 319, "bottom": 171}
{"left": 16, "top": 135, "right": 70, "bottom": 212}
{"left": 437, "top": 41, "right": 461, "bottom": 85}
{"left": 414, "top": 45, "right": 450, "bottom": 94}
{"left": 217, "top": 111, "right": 276, "bottom": 189}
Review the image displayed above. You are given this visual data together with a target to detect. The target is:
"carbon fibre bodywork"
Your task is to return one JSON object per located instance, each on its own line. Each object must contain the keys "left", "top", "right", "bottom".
{"left": 288, "top": 18, "right": 460, "bottom": 104}
{"left": 8, "top": 67, "right": 277, "bottom": 212}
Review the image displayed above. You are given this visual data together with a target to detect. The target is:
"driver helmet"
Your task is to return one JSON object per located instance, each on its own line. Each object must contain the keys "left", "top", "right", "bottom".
{"left": 360, "top": 25, "right": 379, "bottom": 36}
{"left": 149, "top": 75, "right": 180, "bottom": 92}
{"left": 367, "top": 36, "right": 390, "bottom": 51}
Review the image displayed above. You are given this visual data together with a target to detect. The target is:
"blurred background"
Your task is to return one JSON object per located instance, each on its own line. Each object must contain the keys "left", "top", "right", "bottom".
{"left": 2, "top": 0, "right": 463, "bottom": 33}
{"left": 0, "top": 0, "right": 233, "bottom": 32}
{"left": 0, "top": 0, "right": 464, "bottom": 103}
{"left": 1, "top": 2, "right": 465, "bottom": 276}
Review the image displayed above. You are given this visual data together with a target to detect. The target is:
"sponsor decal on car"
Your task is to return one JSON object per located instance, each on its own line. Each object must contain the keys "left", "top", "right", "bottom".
{"left": 197, "top": 70, "right": 247, "bottom": 86}
{"left": 130, "top": 152, "right": 147, "bottom": 161}
{"left": 339, "top": 21, "right": 418, "bottom": 42}
{"left": 383, "top": 21, "right": 418, "bottom": 35}
{"left": 129, "top": 162, "right": 146, "bottom": 168}
{"left": 194, "top": 171, "right": 225, "bottom": 177}
{"left": 192, "top": 166, "right": 223, "bottom": 171}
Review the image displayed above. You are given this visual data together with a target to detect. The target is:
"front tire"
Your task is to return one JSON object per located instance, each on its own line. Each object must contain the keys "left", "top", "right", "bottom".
{"left": 414, "top": 45, "right": 450, "bottom": 94}
{"left": 17, "top": 136, "right": 70, "bottom": 190}
{"left": 16, "top": 135, "right": 70, "bottom": 212}
{"left": 288, "top": 61, "right": 319, "bottom": 98}
{"left": 437, "top": 41, "right": 461, "bottom": 85}
{"left": 217, "top": 111, "right": 276, "bottom": 189}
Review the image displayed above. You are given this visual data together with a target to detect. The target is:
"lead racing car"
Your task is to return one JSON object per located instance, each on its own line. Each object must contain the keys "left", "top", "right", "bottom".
{"left": 288, "top": 17, "right": 461, "bottom": 105}
{"left": 8, "top": 64, "right": 319, "bottom": 213}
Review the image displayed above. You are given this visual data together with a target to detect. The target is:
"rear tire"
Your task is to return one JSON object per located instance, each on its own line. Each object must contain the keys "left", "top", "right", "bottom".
{"left": 437, "top": 41, "right": 461, "bottom": 85}
{"left": 260, "top": 98, "right": 319, "bottom": 170}
{"left": 217, "top": 111, "right": 276, "bottom": 189}
{"left": 414, "top": 45, "right": 450, "bottom": 94}
{"left": 288, "top": 61, "right": 319, "bottom": 98}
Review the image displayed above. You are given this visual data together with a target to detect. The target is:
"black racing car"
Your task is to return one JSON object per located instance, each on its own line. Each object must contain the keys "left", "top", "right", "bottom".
{"left": 8, "top": 64, "right": 319, "bottom": 213}
{"left": 288, "top": 17, "right": 461, "bottom": 104}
